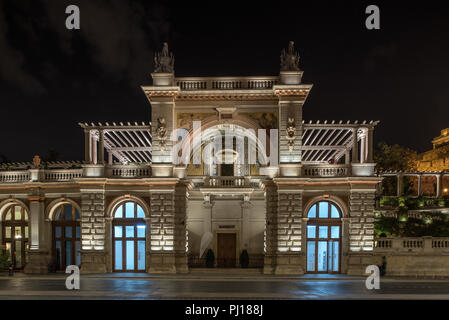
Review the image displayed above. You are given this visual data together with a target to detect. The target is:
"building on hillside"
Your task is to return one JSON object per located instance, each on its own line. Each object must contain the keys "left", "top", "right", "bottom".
{"left": 0, "top": 42, "right": 381, "bottom": 275}
{"left": 417, "top": 128, "right": 449, "bottom": 172}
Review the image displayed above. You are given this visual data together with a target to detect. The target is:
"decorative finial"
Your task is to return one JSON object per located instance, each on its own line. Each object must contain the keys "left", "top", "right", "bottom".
{"left": 32, "top": 155, "right": 41, "bottom": 168}
{"left": 280, "top": 41, "right": 300, "bottom": 71}
{"left": 154, "top": 42, "right": 175, "bottom": 73}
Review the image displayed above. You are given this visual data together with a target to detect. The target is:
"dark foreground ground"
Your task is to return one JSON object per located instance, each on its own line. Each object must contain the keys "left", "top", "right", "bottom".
{"left": 1, "top": 273, "right": 449, "bottom": 300}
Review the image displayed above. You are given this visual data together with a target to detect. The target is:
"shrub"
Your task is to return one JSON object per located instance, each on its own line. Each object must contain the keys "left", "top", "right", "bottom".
{"left": 205, "top": 249, "right": 215, "bottom": 268}
{"left": 0, "top": 252, "right": 11, "bottom": 270}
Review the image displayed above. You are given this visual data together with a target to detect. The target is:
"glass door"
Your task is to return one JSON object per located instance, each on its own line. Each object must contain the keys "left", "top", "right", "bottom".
{"left": 113, "top": 224, "right": 146, "bottom": 272}
{"left": 306, "top": 224, "right": 341, "bottom": 273}
{"left": 112, "top": 201, "right": 147, "bottom": 272}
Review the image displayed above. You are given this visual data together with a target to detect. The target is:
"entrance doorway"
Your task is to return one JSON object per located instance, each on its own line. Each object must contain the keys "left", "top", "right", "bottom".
{"left": 2, "top": 205, "right": 29, "bottom": 270}
{"left": 221, "top": 164, "right": 234, "bottom": 176}
{"left": 52, "top": 204, "right": 81, "bottom": 270}
{"left": 217, "top": 233, "right": 236, "bottom": 267}
{"left": 306, "top": 201, "right": 342, "bottom": 273}
{"left": 112, "top": 201, "right": 146, "bottom": 272}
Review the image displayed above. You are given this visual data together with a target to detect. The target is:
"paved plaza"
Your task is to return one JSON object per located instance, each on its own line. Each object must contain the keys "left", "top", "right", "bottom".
{"left": 1, "top": 273, "right": 449, "bottom": 300}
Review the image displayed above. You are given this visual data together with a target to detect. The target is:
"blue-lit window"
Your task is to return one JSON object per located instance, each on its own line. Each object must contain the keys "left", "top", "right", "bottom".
{"left": 307, "top": 201, "right": 341, "bottom": 219}
{"left": 113, "top": 201, "right": 147, "bottom": 272}
{"left": 114, "top": 202, "right": 146, "bottom": 219}
{"left": 308, "top": 204, "right": 317, "bottom": 218}
{"left": 307, "top": 225, "right": 316, "bottom": 238}
{"left": 319, "top": 202, "right": 328, "bottom": 218}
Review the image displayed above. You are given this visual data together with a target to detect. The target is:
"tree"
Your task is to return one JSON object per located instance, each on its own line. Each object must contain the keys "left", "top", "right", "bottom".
{"left": 374, "top": 142, "right": 418, "bottom": 172}
{"left": 41, "top": 149, "right": 61, "bottom": 163}
{"left": 0, "top": 154, "right": 9, "bottom": 165}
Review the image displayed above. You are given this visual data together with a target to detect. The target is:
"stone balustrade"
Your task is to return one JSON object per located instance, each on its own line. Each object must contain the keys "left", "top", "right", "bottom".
{"left": 205, "top": 177, "right": 249, "bottom": 188}
{"left": 44, "top": 169, "right": 83, "bottom": 181}
{"left": 0, "top": 165, "right": 152, "bottom": 183}
{"left": 105, "top": 165, "right": 151, "bottom": 178}
{"left": 175, "top": 76, "right": 279, "bottom": 91}
{"left": 374, "top": 237, "right": 449, "bottom": 253}
{"left": 0, "top": 171, "right": 30, "bottom": 183}
{"left": 205, "top": 176, "right": 248, "bottom": 187}
{"left": 302, "top": 164, "right": 350, "bottom": 177}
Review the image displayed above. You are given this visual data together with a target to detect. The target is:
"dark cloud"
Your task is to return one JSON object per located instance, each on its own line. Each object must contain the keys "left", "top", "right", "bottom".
{"left": 0, "top": 3, "right": 47, "bottom": 95}
{"left": 0, "top": 0, "right": 170, "bottom": 95}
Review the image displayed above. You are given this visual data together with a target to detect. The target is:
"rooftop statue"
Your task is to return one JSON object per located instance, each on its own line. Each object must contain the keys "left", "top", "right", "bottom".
{"left": 280, "top": 41, "right": 300, "bottom": 71}
{"left": 154, "top": 42, "right": 175, "bottom": 73}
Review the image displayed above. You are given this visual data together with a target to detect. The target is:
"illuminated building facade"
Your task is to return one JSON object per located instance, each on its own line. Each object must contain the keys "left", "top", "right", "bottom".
{"left": 0, "top": 43, "right": 381, "bottom": 275}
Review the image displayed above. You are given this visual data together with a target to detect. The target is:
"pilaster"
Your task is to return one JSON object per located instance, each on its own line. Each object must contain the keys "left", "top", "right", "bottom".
{"left": 80, "top": 189, "right": 107, "bottom": 273}
{"left": 347, "top": 190, "right": 376, "bottom": 275}
{"left": 24, "top": 194, "right": 49, "bottom": 274}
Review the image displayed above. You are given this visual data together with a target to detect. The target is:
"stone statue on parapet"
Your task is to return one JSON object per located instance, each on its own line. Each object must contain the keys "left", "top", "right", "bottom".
{"left": 280, "top": 41, "right": 300, "bottom": 71}
{"left": 154, "top": 42, "right": 175, "bottom": 73}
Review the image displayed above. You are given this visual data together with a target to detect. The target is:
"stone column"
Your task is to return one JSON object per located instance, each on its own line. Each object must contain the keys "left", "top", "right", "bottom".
{"left": 397, "top": 173, "right": 404, "bottom": 197}
{"left": 436, "top": 174, "right": 443, "bottom": 198}
{"left": 417, "top": 174, "right": 422, "bottom": 196}
{"left": 24, "top": 195, "right": 49, "bottom": 273}
{"left": 98, "top": 130, "right": 105, "bottom": 165}
{"left": 84, "top": 130, "right": 91, "bottom": 163}
{"left": 360, "top": 133, "right": 366, "bottom": 164}
{"left": 367, "top": 127, "right": 374, "bottom": 163}
{"left": 352, "top": 128, "right": 359, "bottom": 163}
{"left": 91, "top": 133, "right": 97, "bottom": 165}
{"left": 80, "top": 190, "right": 107, "bottom": 273}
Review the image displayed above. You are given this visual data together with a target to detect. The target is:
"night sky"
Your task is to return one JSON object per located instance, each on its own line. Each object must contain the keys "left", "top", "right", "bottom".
{"left": 1, "top": 0, "right": 449, "bottom": 162}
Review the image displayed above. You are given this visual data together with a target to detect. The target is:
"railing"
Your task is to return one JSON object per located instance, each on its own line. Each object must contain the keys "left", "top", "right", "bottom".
{"left": 374, "top": 237, "right": 449, "bottom": 253}
{"left": 188, "top": 255, "right": 264, "bottom": 268}
{"left": 0, "top": 171, "right": 30, "bottom": 183}
{"left": 303, "top": 165, "right": 350, "bottom": 177}
{"left": 44, "top": 169, "right": 83, "bottom": 181}
{"left": 205, "top": 176, "right": 248, "bottom": 187}
{"left": 175, "top": 76, "right": 279, "bottom": 91}
{"left": 106, "top": 165, "right": 151, "bottom": 178}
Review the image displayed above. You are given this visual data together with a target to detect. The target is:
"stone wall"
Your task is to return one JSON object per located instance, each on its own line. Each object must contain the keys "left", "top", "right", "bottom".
{"left": 349, "top": 191, "right": 375, "bottom": 252}
{"left": 263, "top": 182, "right": 278, "bottom": 274}
{"left": 347, "top": 191, "right": 376, "bottom": 275}
{"left": 149, "top": 187, "right": 188, "bottom": 273}
{"left": 80, "top": 191, "right": 107, "bottom": 273}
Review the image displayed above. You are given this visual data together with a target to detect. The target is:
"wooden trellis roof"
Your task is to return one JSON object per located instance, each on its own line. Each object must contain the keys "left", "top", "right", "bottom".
{"left": 79, "top": 122, "right": 152, "bottom": 164}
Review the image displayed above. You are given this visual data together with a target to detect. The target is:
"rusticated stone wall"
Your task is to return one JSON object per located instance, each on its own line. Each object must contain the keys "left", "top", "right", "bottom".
{"left": 349, "top": 191, "right": 375, "bottom": 252}
{"left": 80, "top": 191, "right": 107, "bottom": 273}
{"left": 277, "top": 192, "right": 302, "bottom": 252}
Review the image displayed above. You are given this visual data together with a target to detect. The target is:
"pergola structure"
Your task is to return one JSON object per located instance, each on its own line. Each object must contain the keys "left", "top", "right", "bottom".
{"left": 79, "top": 122, "right": 152, "bottom": 165}
{"left": 301, "top": 120, "right": 379, "bottom": 164}
{"left": 381, "top": 171, "right": 449, "bottom": 197}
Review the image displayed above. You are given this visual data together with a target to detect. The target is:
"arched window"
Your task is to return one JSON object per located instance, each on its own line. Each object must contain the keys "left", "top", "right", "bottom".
{"left": 113, "top": 201, "right": 146, "bottom": 272}
{"left": 307, "top": 201, "right": 341, "bottom": 219}
{"left": 53, "top": 204, "right": 81, "bottom": 270}
{"left": 2, "top": 205, "right": 29, "bottom": 269}
{"left": 306, "top": 201, "right": 342, "bottom": 274}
